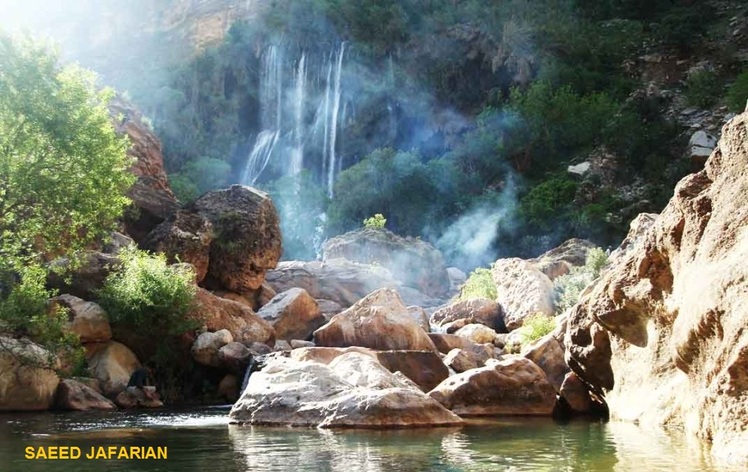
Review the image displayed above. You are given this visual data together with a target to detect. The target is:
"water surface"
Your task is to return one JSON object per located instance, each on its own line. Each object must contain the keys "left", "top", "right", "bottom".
{"left": 0, "top": 408, "right": 736, "bottom": 471}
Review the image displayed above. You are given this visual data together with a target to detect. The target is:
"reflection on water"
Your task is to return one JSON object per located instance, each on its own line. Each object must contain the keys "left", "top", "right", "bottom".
{"left": 0, "top": 409, "right": 741, "bottom": 472}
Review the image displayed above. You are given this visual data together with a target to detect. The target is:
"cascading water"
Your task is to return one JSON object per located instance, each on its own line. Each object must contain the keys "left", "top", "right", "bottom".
{"left": 241, "top": 45, "right": 282, "bottom": 185}
{"left": 289, "top": 53, "right": 306, "bottom": 176}
{"left": 327, "top": 43, "right": 345, "bottom": 198}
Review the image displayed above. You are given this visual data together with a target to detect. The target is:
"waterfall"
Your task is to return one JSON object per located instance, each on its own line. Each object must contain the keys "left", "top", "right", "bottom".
{"left": 327, "top": 43, "right": 345, "bottom": 198}
{"left": 289, "top": 53, "right": 306, "bottom": 176}
{"left": 239, "top": 43, "right": 346, "bottom": 190}
{"left": 241, "top": 45, "right": 282, "bottom": 185}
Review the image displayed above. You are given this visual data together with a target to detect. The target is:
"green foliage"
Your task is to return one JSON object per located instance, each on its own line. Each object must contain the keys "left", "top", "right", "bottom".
{"left": 169, "top": 156, "right": 231, "bottom": 203}
{"left": 726, "top": 70, "right": 748, "bottom": 113}
{"left": 685, "top": 70, "right": 722, "bottom": 109}
{"left": 363, "top": 213, "right": 387, "bottom": 229}
{"left": 0, "top": 34, "right": 134, "bottom": 273}
{"left": 0, "top": 265, "right": 84, "bottom": 374}
{"left": 458, "top": 268, "right": 497, "bottom": 301}
{"left": 518, "top": 175, "right": 578, "bottom": 231}
{"left": 97, "top": 247, "right": 198, "bottom": 336}
{"left": 518, "top": 313, "right": 556, "bottom": 346}
{"left": 554, "top": 247, "right": 608, "bottom": 313}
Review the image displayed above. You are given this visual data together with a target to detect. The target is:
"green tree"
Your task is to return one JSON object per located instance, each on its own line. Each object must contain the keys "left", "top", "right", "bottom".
{"left": 0, "top": 34, "right": 134, "bottom": 271}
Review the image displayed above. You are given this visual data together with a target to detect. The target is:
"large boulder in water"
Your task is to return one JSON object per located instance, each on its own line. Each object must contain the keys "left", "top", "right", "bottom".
{"left": 313, "top": 289, "right": 437, "bottom": 352}
{"left": 141, "top": 210, "right": 214, "bottom": 283}
{"left": 229, "top": 352, "right": 463, "bottom": 427}
{"left": 322, "top": 228, "right": 450, "bottom": 297}
{"left": 491, "top": 258, "right": 555, "bottom": 330}
{"left": 86, "top": 341, "right": 140, "bottom": 397}
{"left": 190, "top": 185, "right": 282, "bottom": 294}
{"left": 429, "top": 356, "right": 556, "bottom": 416}
{"left": 564, "top": 111, "right": 748, "bottom": 464}
{"left": 0, "top": 337, "right": 60, "bottom": 411}
{"left": 54, "top": 379, "right": 116, "bottom": 411}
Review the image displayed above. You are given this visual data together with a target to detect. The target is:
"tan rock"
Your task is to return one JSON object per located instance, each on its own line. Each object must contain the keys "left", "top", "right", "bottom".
{"left": 428, "top": 333, "right": 473, "bottom": 354}
{"left": 257, "top": 288, "right": 325, "bottom": 341}
{"left": 564, "top": 112, "right": 748, "bottom": 463}
{"left": 229, "top": 353, "right": 463, "bottom": 427}
{"left": 559, "top": 372, "right": 592, "bottom": 414}
{"left": 491, "top": 258, "right": 555, "bottom": 330}
{"left": 429, "top": 357, "right": 556, "bottom": 416}
{"left": 87, "top": 341, "right": 140, "bottom": 397}
{"left": 218, "top": 374, "right": 240, "bottom": 402}
{"left": 375, "top": 350, "right": 449, "bottom": 392}
{"left": 313, "top": 289, "right": 437, "bottom": 352}
{"left": 0, "top": 337, "right": 60, "bottom": 411}
{"left": 454, "top": 323, "right": 498, "bottom": 344}
{"left": 54, "top": 379, "right": 116, "bottom": 411}
{"left": 218, "top": 342, "right": 253, "bottom": 374}
{"left": 192, "top": 330, "right": 233, "bottom": 367}
{"left": 430, "top": 298, "right": 503, "bottom": 331}
{"left": 522, "top": 333, "right": 569, "bottom": 392}
{"left": 194, "top": 288, "right": 274, "bottom": 344}
{"left": 115, "top": 386, "right": 163, "bottom": 409}
{"left": 443, "top": 344, "right": 495, "bottom": 373}
{"left": 51, "top": 294, "right": 111, "bottom": 343}
{"left": 530, "top": 239, "right": 597, "bottom": 281}
{"left": 407, "top": 306, "right": 431, "bottom": 332}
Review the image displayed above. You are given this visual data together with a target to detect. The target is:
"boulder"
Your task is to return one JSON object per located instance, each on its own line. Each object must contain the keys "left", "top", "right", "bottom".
{"left": 564, "top": 112, "right": 748, "bottom": 464}
{"left": 229, "top": 353, "right": 463, "bottom": 428}
{"left": 218, "top": 342, "right": 253, "bottom": 374}
{"left": 688, "top": 130, "right": 717, "bottom": 166}
{"left": 114, "top": 386, "right": 163, "bottom": 409}
{"left": 407, "top": 306, "right": 430, "bottom": 332}
{"left": 430, "top": 298, "right": 503, "bottom": 331}
{"left": 375, "top": 350, "right": 449, "bottom": 392}
{"left": 110, "top": 97, "right": 179, "bottom": 241}
{"left": 322, "top": 228, "right": 450, "bottom": 297}
{"left": 102, "top": 231, "right": 135, "bottom": 254}
{"left": 141, "top": 210, "right": 213, "bottom": 283}
{"left": 446, "top": 267, "right": 467, "bottom": 292}
{"left": 559, "top": 372, "right": 592, "bottom": 414}
{"left": 428, "top": 333, "right": 474, "bottom": 354}
{"left": 192, "top": 329, "right": 233, "bottom": 368}
{"left": 257, "top": 288, "right": 325, "bottom": 341}
{"left": 290, "top": 340, "right": 314, "bottom": 349}
{"left": 273, "top": 340, "right": 292, "bottom": 351}
{"left": 87, "top": 341, "right": 140, "bottom": 397}
{"left": 54, "top": 379, "right": 116, "bottom": 411}
{"left": 194, "top": 288, "right": 274, "bottom": 345}
{"left": 454, "top": 324, "right": 498, "bottom": 345}
{"left": 47, "top": 251, "right": 120, "bottom": 300}
{"left": 491, "top": 258, "right": 555, "bottom": 330}
{"left": 529, "top": 239, "right": 597, "bottom": 281}
{"left": 0, "top": 337, "right": 60, "bottom": 411}
{"left": 443, "top": 346, "right": 493, "bottom": 373}
{"left": 290, "top": 346, "right": 378, "bottom": 365}
{"left": 218, "top": 374, "right": 240, "bottom": 402}
{"left": 191, "top": 185, "right": 282, "bottom": 294}
{"left": 567, "top": 161, "right": 591, "bottom": 176}
{"left": 429, "top": 357, "right": 557, "bottom": 416}
{"left": 316, "top": 299, "right": 343, "bottom": 320}
{"left": 51, "top": 294, "right": 111, "bottom": 343}
{"left": 522, "top": 333, "right": 569, "bottom": 392}
{"left": 313, "top": 289, "right": 437, "bottom": 352}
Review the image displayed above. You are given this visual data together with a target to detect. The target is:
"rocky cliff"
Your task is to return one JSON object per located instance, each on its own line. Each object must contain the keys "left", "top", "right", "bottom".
{"left": 565, "top": 110, "right": 748, "bottom": 464}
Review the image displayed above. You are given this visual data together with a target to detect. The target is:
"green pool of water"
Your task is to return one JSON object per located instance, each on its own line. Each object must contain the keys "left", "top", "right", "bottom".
{"left": 0, "top": 408, "right": 738, "bottom": 471}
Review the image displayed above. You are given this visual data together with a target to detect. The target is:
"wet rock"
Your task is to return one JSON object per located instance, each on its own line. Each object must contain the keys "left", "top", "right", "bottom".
{"left": 229, "top": 353, "right": 463, "bottom": 427}
{"left": 0, "top": 337, "right": 60, "bottom": 411}
{"left": 257, "top": 288, "right": 325, "bottom": 341}
{"left": 114, "top": 386, "right": 163, "bottom": 409}
{"left": 54, "top": 379, "right": 116, "bottom": 411}
{"left": 313, "top": 289, "right": 437, "bottom": 352}
{"left": 559, "top": 372, "right": 592, "bottom": 414}
{"left": 429, "top": 357, "right": 556, "bottom": 416}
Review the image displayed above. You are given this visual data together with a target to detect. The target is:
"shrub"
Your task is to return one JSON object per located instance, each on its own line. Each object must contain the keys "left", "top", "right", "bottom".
{"left": 554, "top": 247, "right": 608, "bottom": 313}
{"left": 0, "top": 265, "right": 84, "bottom": 373}
{"left": 363, "top": 213, "right": 387, "bottom": 229}
{"left": 726, "top": 70, "right": 748, "bottom": 113}
{"left": 458, "top": 267, "right": 498, "bottom": 301}
{"left": 518, "top": 312, "right": 556, "bottom": 345}
{"left": 684, "top": 70, "right": 722, "bottom": 109}
{"left": 97, "top": 247, "right": 198, "bottom": 336}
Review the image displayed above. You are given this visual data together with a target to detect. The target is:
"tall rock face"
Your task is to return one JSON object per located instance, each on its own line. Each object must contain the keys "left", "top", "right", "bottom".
{"left": 565, "top": 112, "right": 748, "bottom": 464}
{"left": 110, "top": 98, "right": 179, "bottom": 241}
{"left": 322, "top": 228, "right": 450, "bottom": 298}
